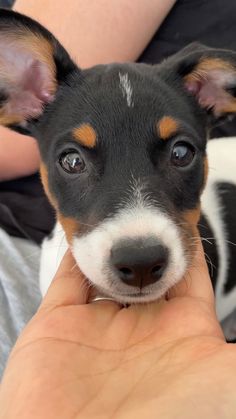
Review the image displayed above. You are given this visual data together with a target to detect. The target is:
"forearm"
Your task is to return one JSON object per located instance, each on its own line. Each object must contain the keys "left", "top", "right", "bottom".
{"left": 0, "top": 128, "right": 40, "bottom": 182}
{"left": 14, "top": 0, "right": 176, "bottom": 67}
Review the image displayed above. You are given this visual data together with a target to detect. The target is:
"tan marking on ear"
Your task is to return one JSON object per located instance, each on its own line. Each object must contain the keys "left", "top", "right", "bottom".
{"left": 27, "top": 32, "right": 56, "bottom": 92}
{"left": 40, "top": 162, "right": 58, "bottom": 209}
{"left": 57, "top": 214, "right": 79, "bottom": 243}
{"left": 73, "top": 124, "right": 97, "bottom": 148}
{"left": 184, "top": 58, "right": 236, "bottom": 115}
{"left": 217, "top": 101, "right": 236, "bottom": 114}
{"left": 3, "top": 30, "right": 57, "bottom": 94}
{"left": 184, "top": 58, "right": 235, "bottom": 83}
{"left": 157, "top": 116, "right": 179, "bottom": 140}
{"left": 0, "top": 112, "right": 23, "bottom": 126}
{"left": 0, "top": 30, "right": 56, "bottom": 125}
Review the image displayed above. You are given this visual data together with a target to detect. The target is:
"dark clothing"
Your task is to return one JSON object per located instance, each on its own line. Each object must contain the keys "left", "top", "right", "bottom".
{"left": 1, "top": 0, "right": 236, "bottom": 243}
{"left": 140, "top": 0, "right": 236, "bottom": 63}
{"left": 0, "top": 0, "right": 13, "bottom": 6}
{"left": 0, "top": 175, "right": 55, "bottom": 245}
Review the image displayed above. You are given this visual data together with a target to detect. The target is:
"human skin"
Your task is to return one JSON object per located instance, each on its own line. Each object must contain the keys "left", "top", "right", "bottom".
{"left": 0, "top": 127, "right": 40, "bottom": 181}
{"left": 0, "top": 241, "right": 236, "bottom": 419}
{"left": 0, "top": 0, "right": 176, "bottom": 181}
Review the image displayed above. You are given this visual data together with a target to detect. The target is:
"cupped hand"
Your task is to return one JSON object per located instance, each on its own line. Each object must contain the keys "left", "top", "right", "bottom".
{"left": 0, "top": 241, "right": 235, "bottom": 419}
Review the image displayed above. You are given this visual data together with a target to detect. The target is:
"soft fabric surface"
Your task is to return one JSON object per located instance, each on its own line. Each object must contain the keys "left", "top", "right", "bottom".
{"left": 0, "top": 228, "right": 41, "bottom": 376}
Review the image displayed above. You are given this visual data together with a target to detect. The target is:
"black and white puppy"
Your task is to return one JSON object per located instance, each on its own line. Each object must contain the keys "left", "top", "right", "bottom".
{"left": 0, "top": 10, "right": 236, "bottom": 322}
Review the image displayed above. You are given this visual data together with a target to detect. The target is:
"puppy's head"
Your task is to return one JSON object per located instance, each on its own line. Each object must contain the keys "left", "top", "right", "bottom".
{"left": 1, "top": 10, "right": 236, "bottom": 302}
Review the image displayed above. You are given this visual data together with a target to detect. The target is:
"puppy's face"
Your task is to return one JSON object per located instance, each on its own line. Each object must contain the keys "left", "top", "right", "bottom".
{"left": 1, "top": 10, "right": 236, "bottom": 302}
{"left": 39, "top": 63, "right": 206, "bottom": 302}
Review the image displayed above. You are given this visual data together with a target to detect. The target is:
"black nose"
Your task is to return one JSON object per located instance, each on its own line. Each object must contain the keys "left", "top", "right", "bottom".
{"left": 110, "top": 237, "right": 168, "bottom": 288}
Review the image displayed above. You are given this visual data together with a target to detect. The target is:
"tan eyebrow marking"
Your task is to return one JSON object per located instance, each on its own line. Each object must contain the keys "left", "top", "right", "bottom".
{"left": 73, "top": 124, "right": 97, "bottom": 148}
{"left": 157, "top": 116, "right": 179, "bottom": 140}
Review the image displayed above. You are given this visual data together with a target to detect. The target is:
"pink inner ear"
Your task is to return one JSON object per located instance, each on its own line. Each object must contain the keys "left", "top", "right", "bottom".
{"left": 0, "top": 39, "right": 55, "bottom": 121}
{"left": 22, "top": 59, "right": 54, "bottom": 103}
{"left": 4, "top": 58, "right": 55, "bottom": 120}
{"left": 185, "top": 68, "right": 236, "bottom": 116}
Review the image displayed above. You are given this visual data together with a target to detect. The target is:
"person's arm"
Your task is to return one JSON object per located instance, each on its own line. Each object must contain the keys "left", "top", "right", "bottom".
{"left": 15, "top": 0, "right": 176, "bottom": 67}
{"left": 0, "top": 128, "right": 40, "bottom": 182}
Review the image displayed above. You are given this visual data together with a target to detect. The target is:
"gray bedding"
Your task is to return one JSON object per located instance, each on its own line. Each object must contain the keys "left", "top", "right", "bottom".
{"left": 0, "top": 227, "right": 41, "bottom": 376}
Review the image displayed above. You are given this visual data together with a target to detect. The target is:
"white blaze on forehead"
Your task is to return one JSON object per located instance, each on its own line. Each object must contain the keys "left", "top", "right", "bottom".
{"left": 119, "top": 72, "right": 134, "bottom": 107}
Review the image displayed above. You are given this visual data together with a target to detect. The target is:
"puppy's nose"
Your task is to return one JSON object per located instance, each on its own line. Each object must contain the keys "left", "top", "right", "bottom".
{"left": 111, "top": 238, "right": 168, "bottom": 288}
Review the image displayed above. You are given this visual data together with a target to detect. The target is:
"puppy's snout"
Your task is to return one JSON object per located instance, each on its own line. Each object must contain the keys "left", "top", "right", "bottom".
{"left": 111, "top": 238, "right": 168, "bottom": 288}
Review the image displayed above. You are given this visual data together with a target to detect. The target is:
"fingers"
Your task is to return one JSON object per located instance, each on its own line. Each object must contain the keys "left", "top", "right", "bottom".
{"left": 168, "top": 238, "right": 215, "bottom": 306}
{"left": 40, "top": 250, "right": 122, "bottom": 312}
{"left": 40, "top": 250, "right": 90, "bottom": 309}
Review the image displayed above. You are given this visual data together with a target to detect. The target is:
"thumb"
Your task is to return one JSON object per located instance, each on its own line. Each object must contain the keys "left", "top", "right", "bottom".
{"left": 40, "top": 250, "right": 90, "bottom": 309}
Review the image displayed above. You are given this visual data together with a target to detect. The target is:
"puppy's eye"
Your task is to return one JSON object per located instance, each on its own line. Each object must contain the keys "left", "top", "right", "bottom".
{"left": 171, "top": 142, "right": 195, "bottom": 167}
{"left": 59, "top": 150, "right": 86, "bottom": 174}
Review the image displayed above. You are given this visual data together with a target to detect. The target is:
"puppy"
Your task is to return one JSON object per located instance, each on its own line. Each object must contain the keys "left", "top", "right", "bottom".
{"left": 0, "top": 9, "right": 236, "bottom": 322}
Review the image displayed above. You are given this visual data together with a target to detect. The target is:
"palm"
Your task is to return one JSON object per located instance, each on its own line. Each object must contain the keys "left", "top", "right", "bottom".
{"left": 1, "top": 248, "right": 235, "bottom": 419}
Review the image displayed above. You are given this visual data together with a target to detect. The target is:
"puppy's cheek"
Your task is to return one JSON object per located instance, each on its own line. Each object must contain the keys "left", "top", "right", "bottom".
{"left": 182, "top": 206, "right": 201, "bottom": 227}
{"left": 40, "top": 162, "right": 58, "bottom": 209}
{"left": 40, "top": 164, "right": 80, "bottom": 243}
{"left": 180, "top": 206, "right": 201, "bottom": 261}
{"left": 57, "top": 214, "right": 79, "bottom": 243}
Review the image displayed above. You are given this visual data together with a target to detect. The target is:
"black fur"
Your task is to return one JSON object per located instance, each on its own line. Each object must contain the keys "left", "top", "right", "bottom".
{"left": 34, "top": 62, "right": 207, "bottom": 233}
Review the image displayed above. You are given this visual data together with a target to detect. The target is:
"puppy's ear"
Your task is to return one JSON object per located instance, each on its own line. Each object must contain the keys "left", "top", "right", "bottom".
{"left": 166, "top": 42, "right": 236, "bottom": 121}
{"left": 0, "top": 9, "right": 76, "bottom": 128}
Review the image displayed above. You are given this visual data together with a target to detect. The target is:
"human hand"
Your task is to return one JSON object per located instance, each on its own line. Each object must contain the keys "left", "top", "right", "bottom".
{"left": 0, "top": 241, "right": 235, "bottom": 419}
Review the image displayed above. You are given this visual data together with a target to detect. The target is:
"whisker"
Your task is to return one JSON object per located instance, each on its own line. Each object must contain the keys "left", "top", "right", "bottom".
{"left": 203, "top": 252, "right": 216, "bottom": 277}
